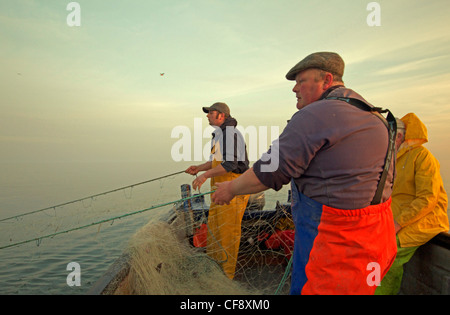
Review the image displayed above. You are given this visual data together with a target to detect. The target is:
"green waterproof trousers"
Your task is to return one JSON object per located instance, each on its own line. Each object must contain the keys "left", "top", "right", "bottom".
{"left": 375, "top": 236, "right": 419, "bottom": 295}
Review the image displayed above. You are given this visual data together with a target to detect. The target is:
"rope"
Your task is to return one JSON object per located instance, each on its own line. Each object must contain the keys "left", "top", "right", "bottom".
{"left": 274, "top": 255, "right": 293, "bottom": 295}
{"left": 0, "top": 190, "right": 214, "bottom": 250}
{"left": 0, "top": 170, "right": 186, "bottom": 223}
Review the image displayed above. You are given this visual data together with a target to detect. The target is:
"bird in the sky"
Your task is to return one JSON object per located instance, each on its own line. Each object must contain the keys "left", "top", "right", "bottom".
{"left": 160, "top": 73, "right": 165, "bottom": 76}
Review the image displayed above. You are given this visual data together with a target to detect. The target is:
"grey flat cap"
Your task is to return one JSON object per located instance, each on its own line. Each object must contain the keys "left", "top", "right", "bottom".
{"left": 202, "top": 102, "right": 230, "bottom": 116}
{"left": 286, "top": 52, "right": 345, "bottom": 80}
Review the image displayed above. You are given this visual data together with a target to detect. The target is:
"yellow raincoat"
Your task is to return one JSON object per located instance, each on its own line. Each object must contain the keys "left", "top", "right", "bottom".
{"left": 392, "top": 113, "right": 449, "bottom": 248}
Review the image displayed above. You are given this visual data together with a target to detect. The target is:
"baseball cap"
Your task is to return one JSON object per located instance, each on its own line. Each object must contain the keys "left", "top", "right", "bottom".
{"left": 202, "top": 102, "right": 230, "bottom": 116}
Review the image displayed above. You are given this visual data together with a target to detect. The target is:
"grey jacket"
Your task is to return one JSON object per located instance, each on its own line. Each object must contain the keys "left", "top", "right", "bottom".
{"left": 253, "top": 86, "right": 394, "bottom": 210}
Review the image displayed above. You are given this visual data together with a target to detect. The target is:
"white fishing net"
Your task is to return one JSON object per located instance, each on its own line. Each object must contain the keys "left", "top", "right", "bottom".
{"left": 114, "top": 181, "right": 293, "bottom": 295}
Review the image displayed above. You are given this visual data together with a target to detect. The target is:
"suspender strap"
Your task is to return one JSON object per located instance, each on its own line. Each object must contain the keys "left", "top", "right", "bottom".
{"left": 326, "top": 96, "right": 397, "bottom": 205}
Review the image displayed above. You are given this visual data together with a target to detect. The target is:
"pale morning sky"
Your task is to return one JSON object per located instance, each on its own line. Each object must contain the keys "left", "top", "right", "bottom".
{"left": 1, "top": 0, "right": 450, "bottom": 213}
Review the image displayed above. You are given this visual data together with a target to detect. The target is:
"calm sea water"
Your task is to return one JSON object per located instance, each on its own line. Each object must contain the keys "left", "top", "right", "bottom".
{"left": 0, "top": 214, "right": 147, "bottom": 294}
{"left": 0, "top": 161, "right": 192, "bottom": 294}
{"left": 0, "top": 184, "right": 181, "bottom": 294}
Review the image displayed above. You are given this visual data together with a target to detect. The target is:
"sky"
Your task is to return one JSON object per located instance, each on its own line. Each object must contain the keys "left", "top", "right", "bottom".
{"left": 1, "top": 0, "right": 450, "bottom": 214}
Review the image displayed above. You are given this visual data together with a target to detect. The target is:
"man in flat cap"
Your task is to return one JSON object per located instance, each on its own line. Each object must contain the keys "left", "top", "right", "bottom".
{"left": 185, "top": 102, "right": 250, "bottom": 279}
{"left": 212, "top": 52, "right": 397, "bottom": 294}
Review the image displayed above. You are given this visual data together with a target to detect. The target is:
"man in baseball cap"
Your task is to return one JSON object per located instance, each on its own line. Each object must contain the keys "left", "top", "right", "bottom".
{"left": 185, "top": 101, "right": 250, "bottom": 279}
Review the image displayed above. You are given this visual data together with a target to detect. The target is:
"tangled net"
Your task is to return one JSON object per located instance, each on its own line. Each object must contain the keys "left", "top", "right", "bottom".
{"left": 113, "top": 186, "right": 294, "bottom": 295}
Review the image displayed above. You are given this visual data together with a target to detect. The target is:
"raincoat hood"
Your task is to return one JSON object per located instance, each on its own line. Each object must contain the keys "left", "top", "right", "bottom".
{"left": 400, "top": 113, "right": 428, "bottom": 149}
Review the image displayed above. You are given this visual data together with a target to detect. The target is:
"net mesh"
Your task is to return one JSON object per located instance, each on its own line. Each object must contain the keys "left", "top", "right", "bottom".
{"left": 0, "top": 172, "right": 293, "bottom": 295}
{"left": 114, "top": 180, "right": 293, "bottom": 295}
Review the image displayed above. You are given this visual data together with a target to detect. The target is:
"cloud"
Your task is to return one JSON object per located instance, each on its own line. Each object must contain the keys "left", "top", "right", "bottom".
{"left": 373, "top": 55, "right": 449, "bottom": 76}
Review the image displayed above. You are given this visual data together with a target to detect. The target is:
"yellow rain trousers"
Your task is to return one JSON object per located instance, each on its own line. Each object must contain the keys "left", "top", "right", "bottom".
{"left": 206, "top": 159, "right": 249, "bottom": 279}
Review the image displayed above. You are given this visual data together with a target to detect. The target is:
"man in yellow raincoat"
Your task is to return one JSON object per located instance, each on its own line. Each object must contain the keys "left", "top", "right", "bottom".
{"left": 185, "top": 102, "right": 250, "bottom": 279}
{"left": 376, "top": 113, "right": 449, "bottom": 295}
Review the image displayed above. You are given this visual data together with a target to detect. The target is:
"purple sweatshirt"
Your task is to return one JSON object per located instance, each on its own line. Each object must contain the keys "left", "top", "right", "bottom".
{"left": 253, "top": 86, "right": 394, "bottom": 210}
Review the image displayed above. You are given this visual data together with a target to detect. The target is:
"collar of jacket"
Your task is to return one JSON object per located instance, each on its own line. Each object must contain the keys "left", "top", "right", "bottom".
{"left": 212, "top": 117, "right": 238, "bottom": 137}
{"left": 219, "top": 117, "right": 237, "bottom": 130}
{"left": 319, "top": 84, "right": 345, "bottom": 100}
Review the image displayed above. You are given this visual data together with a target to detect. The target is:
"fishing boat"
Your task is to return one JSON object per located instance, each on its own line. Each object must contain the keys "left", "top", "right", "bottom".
{"left": 87, "top": 185, "right": 450, "bottom": 295}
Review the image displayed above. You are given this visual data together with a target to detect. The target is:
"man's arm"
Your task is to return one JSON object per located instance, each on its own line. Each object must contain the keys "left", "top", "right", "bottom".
{"left": 185, "top": 161, "right": 212, "bottom": 175}
{"left": 211, "top": 168, "right": 269, "bottom": 205}
{"left": 192, "top": 163, "right": 229, "bottom": 190}
{"left": 395, "top": 149, "right": 441, "bottom": 228}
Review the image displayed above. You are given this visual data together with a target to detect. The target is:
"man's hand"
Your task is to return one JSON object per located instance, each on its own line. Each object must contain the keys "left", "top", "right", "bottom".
{"left": 211, "top": 181, "right": 235, "bottom": 205}
{"left": 192, "top": 174, "right": 207, "bottom": 191}
{"left": 185, "top": 165, "right": 200, "bottom": 175}
{"left": 394, "top": 220, "right": 402, "bottom": 234}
